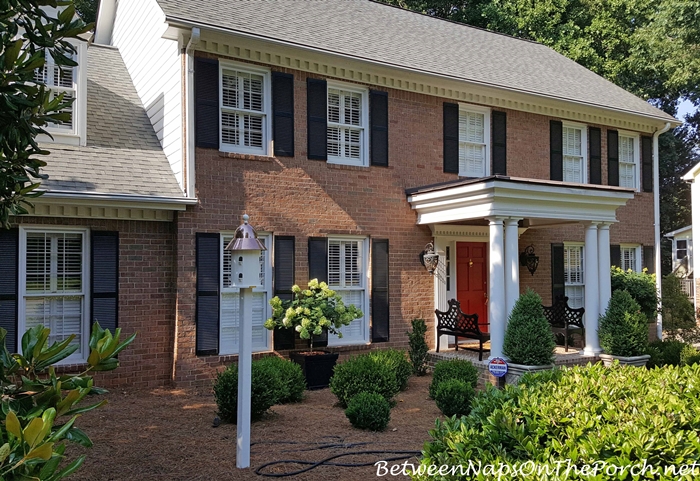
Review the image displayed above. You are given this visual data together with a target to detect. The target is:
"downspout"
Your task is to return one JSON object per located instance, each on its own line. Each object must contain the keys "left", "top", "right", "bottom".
{"left": 184, "top": 27, "right": 200, "bottom": 198}
{"left": 654, "top": 121, "right": 672, "bottom": 339}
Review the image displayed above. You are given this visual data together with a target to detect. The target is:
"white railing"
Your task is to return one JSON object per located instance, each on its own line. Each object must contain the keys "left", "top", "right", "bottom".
{"left": 680, "top": 278, "right": 695, "bottom": 300}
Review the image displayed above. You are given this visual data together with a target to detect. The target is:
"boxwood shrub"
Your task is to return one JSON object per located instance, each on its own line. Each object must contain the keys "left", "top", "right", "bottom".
{"left": 256, "top": 356, "right": 306, "bottom": 403}
{"left": 330, "top": 354, "right": 400, "bottom": 408}
{"left": 502, "top": 289, "right": 555, "bottom": 366}
{"left": 415, "top": 363, "right": 700, "bottom": 480}
{"left": 599, "top": 290, "right": 649, "bottom": 357}
{"left": 345, "top": 392, "right": 391, "bottom": 431}
{"left": 368, "top": 349, "right": 412, "bottom": 391}
{"left": 434, "top": 379, "right": 474, "bottom": 417}
{"left": 428, "top": 359, "right": 478, "bottom": 399}
{"left": 647, "top": 339, "right": 687, "bottom": 367}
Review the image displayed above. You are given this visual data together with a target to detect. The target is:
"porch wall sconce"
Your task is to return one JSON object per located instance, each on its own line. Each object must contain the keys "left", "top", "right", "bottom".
{"left": 419, "top": 242, "right": 440, "bottom": 274}
{"left": 519, "top": 245, "right": 539, "bottom": 276}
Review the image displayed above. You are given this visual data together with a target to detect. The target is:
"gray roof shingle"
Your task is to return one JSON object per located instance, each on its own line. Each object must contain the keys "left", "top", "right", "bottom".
{"left": 157, "top": 0, "right": 674, "bottom": 122}
{"left": 40, "top": 45, "right": 184, "bottom": 198}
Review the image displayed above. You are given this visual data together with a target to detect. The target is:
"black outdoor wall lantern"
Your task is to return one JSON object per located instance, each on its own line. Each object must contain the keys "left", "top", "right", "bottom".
{"left": 520, "top": 244, "right": 539, "bottom": 276}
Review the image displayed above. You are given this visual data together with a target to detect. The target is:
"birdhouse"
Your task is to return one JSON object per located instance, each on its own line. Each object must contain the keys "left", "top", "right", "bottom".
{"left": 224, "top": 214, "right": 267, "bottom": 288}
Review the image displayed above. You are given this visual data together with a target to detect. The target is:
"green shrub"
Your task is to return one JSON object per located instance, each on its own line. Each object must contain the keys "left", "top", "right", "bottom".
{"left": 213, "top": 359, "right": 285, "bottom": 423}
{"left": 408, "top": 318, "right": 429, "bottom": 376}
{"left": 646, "top": 339, "right": 687, "bottom": 367}
{"left": 429, "top": 359, "right": 478, "bottom": 399}
{"left": 599, "top": 290, "right": 649, "bottom": 357}
{"left": 368, "top": 349, "right": 412, "bottom": 391}
{"left": 345, "top": 392, "right": 391, "bottom": 431}
{"left": 330, "top": 354, "right": 400, "bottom": 408}
{"left": 256, "top": 356, "right": 306, "bottom": 403}
{"left": 415, "top": 363, "right": 700, "bottom": 481}
{"left": 434, "top": 379, "right": 474, "bottom": 417}
{"left": 680, "top": 344, "right": 700, "bottom": 366}
{"left": 661, "top": 274, "right": 697, "bottom": 330}
{"left": 611, "top": 266, "right": 658, "bottom": 321}
{"left": 502, "top": 289, "right": 555, "bottom": 366}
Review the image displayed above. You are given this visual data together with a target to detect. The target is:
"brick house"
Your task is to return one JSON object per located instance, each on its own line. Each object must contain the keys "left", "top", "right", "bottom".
{"left": 1, "top": 0, "right": 679, "bottom": 387}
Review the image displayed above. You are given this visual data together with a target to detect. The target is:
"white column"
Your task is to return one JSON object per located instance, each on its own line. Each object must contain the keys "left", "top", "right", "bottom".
{"left": 504, "top": 218, "right": 521, "bottom": 319}
{"left": 487, "top": 217, "right": 506, "bottom": 360}
{"left": 597, "top": 223, "right": 612, "bottom": 318}
{"left": 583, "top": 223, "right": 601, "bottom": 356}
{"left": 237, "top": 287, "right": 253, "bottom": 468}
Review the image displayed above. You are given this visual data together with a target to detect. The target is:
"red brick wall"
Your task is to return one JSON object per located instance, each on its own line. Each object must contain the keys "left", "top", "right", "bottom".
{"left": 171, "top": 53, "right": 655, "bottom": 386}
{"left": 11, "top": 217, "right": 176, "bottom": 389}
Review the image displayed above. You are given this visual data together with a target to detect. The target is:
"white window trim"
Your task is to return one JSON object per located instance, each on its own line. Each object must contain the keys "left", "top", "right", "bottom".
{"left": 326, "top": 236, "right": 370, "bottom": 346}
{"left": 561, "top": 122, "right": 588, "bottom": 184}
{"left": 458, "top": 103, "right": 491, "bottom": 178}
{"left": 36, "top": 41, "right": 88, "bottom": 147}
{"left": 618, "top": 131, "right": 640, "bottom": 191}
{"left": 620, "top": 244, "right": 642, "bottom": 272}
{"left": 218, "top": 231, "right": 272, "bottom": 355}
{"left": 218, "top": 60, "right": 272, "bottom": 156}
{"left": 18, "top": 226, "right": 90, "bottom": 364}
{"left": 326, "top": 80, "right": 369, "bottom": 167}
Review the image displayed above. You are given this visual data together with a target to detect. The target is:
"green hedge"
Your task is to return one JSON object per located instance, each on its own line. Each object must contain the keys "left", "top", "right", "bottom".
{"left": 368, "top": 349, "right": 412, "bottom": 391}
{"left": 434, "top": 379, "right": 474, "bottom": 417}
{"left": 414, "top": 363, "right": 700, "bottom": 480}
{"left": 611, "top": 266, "right": 658, "bottom": 321}
{"left": 345, "top": 392, "right": 391, "bottom": 431}
{"left": 330, "top": 354, "right": 400, "bottom": 408}
{"left": 255, "top": 356, "right": 306, "bottom": 403}
{"left": 213, "top": 360, "right": 284, "bottom": 423}
{"left": 429, "top": 359, "right": 478, "bottom": 399}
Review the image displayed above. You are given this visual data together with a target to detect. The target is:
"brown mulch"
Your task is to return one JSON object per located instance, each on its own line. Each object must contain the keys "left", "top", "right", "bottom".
{"left": 69, "top": 375, "right": 441, "bottom": 481}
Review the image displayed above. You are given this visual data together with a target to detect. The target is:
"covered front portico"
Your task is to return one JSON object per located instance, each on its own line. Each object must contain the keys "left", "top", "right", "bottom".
{"left": 407, "top": 176, "right": 634, "bottom": 360}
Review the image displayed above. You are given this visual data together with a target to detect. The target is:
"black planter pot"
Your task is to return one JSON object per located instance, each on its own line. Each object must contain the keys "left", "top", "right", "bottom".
{"left": 289, "top": 350, "right": 339, "bottom": 390}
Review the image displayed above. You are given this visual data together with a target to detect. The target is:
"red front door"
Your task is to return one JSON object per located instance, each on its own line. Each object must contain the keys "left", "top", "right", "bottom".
{"left": 456, "top": 242, "right": 488, "bottom": 331}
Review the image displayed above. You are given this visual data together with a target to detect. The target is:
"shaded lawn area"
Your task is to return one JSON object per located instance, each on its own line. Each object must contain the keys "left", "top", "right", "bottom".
{"left": 69, "top": 375, "right": 439, "bottom": 480}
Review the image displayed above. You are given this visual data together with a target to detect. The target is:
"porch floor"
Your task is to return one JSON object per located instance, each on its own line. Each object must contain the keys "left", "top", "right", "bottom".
{"left": 430, "top": 342, "right": 598, "bottom": 368}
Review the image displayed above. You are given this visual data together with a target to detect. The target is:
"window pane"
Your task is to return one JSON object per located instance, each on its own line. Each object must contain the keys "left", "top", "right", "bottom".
{"left": 621, "top": 247, "right": 637, "bottom": 271}
{"left": 619, "top": 162, "right": 635, "bottom": 188}
{"left": 328, "top": 89, "right": 340, "bottom": 123}
{"left": 221, "top": 112, "right": 240, "bottom": 145}
{"left": 459, "top": 144, "right": 485, "bottom": 177}
{"left": 26, "top": 233, "right": 49, "bottom": 292}
{"left": 344, "top": 93, "right": 362, "bottom": 126}
{"left": 242, "top": 114, "right": 263, "bottom": 148}
{"left": 564, "top": 246, "right": 583, "bottom": 284}
{"left": 565, "top": 286, "right": 584, "bottom": 309}
{"left": 619, "top": 136, "right": 634, "bottom": 163}
{"left": 343, "top": 128, "right": 361, "bottom": 159}
{"left": 56, "top": 233, "right": 82, "bottom": 292}
{"left": 328, "top": 241, "right": 341, "bottom": 285}
{"left": 563, "top": 156, "right": 582, "bottom": 183}
{"left": 563, "top": 127, "right": 581, "bottom": 156}
{"left": 222, "top": 72, "right": 239, "bottom": 108}
{"left": 344, "top": 241, "right": 360, "bottom": 286}
{"left": 459, "top": 111, "right": 484, "bottom": 144}
{"left": 25, "top": 296, "right": 83, "bottom": 354}
{"left": 242, "top": 74, "right": 263, "bottom": 112}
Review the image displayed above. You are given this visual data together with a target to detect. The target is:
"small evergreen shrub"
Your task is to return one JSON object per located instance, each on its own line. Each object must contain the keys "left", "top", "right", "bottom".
{"left": 415, "top": 364, "right": 700, "bottom": 481}
{"left": 434, "top": 379, "right": 474, "bottom": 417}
{"left": 345, "top": 392, "right": 391, "bottom": 431}
{"left": 213, "top": 360, "right": 284, "bottom": 423}
{"left": 369, "top": 349, "right": 412, "bottom": 391}
{"left": 646, "top": 339, "right": 687, "bottom": 367}
{"left": 680, "top": 344, "right": 700, "bottom": 366}
{"left": 408, "top": 318, "right": 429, "bottom": 376}
{"left": 599, "top": 290, "right": 649, "bottom": 357}
{"left": 503, "top": 289, "right": 555, "bottom": 366}
{"left": 661, "top": 274, "right": 697, "bottom": 330}
{"left": 256, "top": 356, "right": 306, "bottom": 403}
{"left": 429, "top": 359, "right": 478, "bottom": 399}
{"left": 330, "top": 354, "right": 400, "bottom": 408}
{"left": 611, "top": 266, "right": 658, "bottom": 321}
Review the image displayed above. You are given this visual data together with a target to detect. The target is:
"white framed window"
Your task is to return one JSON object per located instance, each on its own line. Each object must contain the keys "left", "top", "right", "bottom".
{"left": 219, "top": 232, "right": 272, "bottom": 355}
{"left": 327, "top": 82, "right": 369, "bottom": 166}
{"left": 620, "top": 244, "right": 642, "bottom": 272}
{"left": 618, "top": 133, "right": 640, "bottom": 190}
{"left": 562, "top": 123, "right": 587, "bottom": 183}
{"left": 564, "top": 244, "right": 584, "bottom": 309}
{"left": 676, "top": 239, "right": 690, "bottom": 262}
{"left": 327, "top": 237, "right": 369, "bottom": 346}
{"left": 219, "top": 61, "right": 271, "bottom": 155}
{"left": 18, "top": 227, "right": 89, "bottom": 363}
{"left": 35, "top": 41, "right": 87, "bottom": 146}
{"left": 458, "top": 104, "right": 490, "bottom": 177}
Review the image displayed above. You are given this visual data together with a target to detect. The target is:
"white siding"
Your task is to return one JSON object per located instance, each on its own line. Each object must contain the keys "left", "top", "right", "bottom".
{"left": 111, "top": 0, "right": 183, "bottom": 190}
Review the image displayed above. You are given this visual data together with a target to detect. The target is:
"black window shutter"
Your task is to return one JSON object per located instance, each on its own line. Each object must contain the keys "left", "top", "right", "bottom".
{"left": 443, "top": 102, "right": 459, "bottom": 174}
{"left": 194, "top": 58, "right": 219, "bottom": 149}
{"left": 610, "top": 244, "right": 621, "bottom": 268}
{"left": 196, "top": 233, "right": 220, "bottom": 355}
{"left": 551, "top": 243, "right": 565, "bottom": 301}
{"left": 91, "top": 231, "right": 119, "bottom": 334}
{"left": 608, "top": 130, "right": 619, "bottom": 186}
{"left": 307, "top": 78, "right": 327, "bottom": 161}
{"left": 642, "top": 136, "right": 653, "bottom": 192}
{"left": 308, "top": 237, "right": 328, "bottom": 347}
{"left": 0, "top": 228, "right": 18, "bottom": 352}
{"left": 370, "top": 90, "right": 389, "bottom": 167}
{"left": 492, "top": 110, "right": 507, "bottom": 175}
{"left": 371, "top": 239, "right": 390, "bottom": 343}
{"left": 272, "top": 72, "right": 295, "bottom": 157}
{"left": 589, "top": 127, "right": 602, "bottom": 185}
{"left": 550, "top": 120, "right": 563, "bottom": 181}
{"left": 273, "top": 236, "right": 296, "bottom": 350}
{"left": 643, "top": 245, "right": 655, "bottom": 274}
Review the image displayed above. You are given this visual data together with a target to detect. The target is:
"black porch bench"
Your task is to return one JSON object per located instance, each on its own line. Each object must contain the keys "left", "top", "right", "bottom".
{"left": 435, "top": 299, "right": 490, "bottom": 361}
{"left": 542, "top": 295, "right": 585, "bottom": 352}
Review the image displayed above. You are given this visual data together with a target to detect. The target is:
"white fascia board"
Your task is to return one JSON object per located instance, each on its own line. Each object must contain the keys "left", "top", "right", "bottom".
{"left": 682, "top": 161, "right": 700, "bottom": 181}
{"left": 664, "top": 225, "right": 693, "bottom": 238}
{"left": 39, "top": 191, "right": 197, "bottom": 210}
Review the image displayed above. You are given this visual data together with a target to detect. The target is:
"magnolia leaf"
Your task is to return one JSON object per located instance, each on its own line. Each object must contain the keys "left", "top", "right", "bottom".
{"left": 23, "top": 417, "right": 45, "bottom": 448}
{"left": 0, "top": 443, "right": 10, "bottom": 463}
{"left": 6, "top": 411, "right": 22, "bottom": 439}
{"left": 26, "top": 442, "right": 54, "bottom": 460}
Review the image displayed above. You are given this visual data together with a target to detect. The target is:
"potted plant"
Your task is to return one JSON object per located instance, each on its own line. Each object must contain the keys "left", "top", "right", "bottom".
{"left": 503, "top": 289, "right": 556, "bottom": 384}
{"left": 598, "top": 290, "right": 651, "bottom": 367}
{"left": 264, "top": 279, "right": 363, "bottom": 389}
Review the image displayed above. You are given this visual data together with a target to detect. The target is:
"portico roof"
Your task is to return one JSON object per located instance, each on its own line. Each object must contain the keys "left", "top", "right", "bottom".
{"left": 406, "top": 176, "right": 635, "bottom": 226}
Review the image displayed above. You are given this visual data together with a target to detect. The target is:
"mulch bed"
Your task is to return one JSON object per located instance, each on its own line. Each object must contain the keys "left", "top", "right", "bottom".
{"left": 69, "top": 375, "right": 441, "bottom": 480}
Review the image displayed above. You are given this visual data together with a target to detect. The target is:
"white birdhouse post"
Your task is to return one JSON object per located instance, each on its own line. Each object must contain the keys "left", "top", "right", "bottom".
{"left": 224, "top": 214, "right": 266, "bottom": 469}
